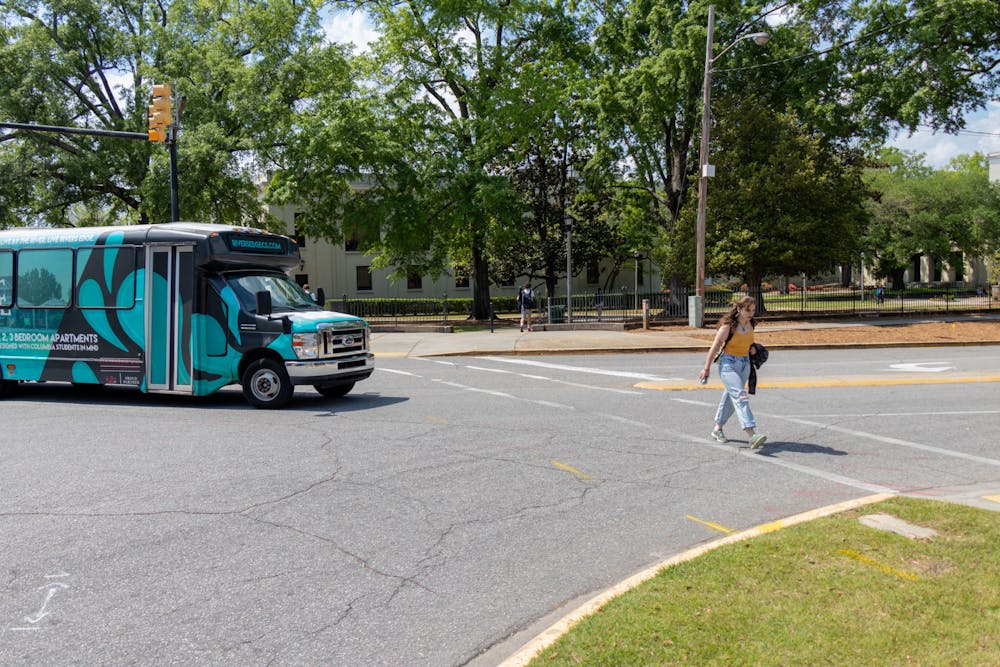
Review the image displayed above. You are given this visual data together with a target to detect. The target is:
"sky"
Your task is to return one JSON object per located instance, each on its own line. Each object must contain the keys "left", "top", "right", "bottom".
{"left": 888, "top": 104, "right": 1000, "bottom": 167}
{"left": 321, "top": 10, "right": 1000, "bottom": 170}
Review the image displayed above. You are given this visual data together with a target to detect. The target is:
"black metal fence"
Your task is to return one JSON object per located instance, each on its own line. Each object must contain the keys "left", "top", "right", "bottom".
{"left": 331, "top": 285, "right": 997, "bottom": 326}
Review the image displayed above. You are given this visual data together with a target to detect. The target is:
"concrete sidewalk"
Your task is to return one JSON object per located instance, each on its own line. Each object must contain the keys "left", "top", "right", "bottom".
{"left": 371, "top": 313, "right": 1000, "bottom": 358}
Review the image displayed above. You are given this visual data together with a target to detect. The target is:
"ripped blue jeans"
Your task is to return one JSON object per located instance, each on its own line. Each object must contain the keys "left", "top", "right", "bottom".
{"left": 714, "top": 353, "right": 756, "bottom": 430}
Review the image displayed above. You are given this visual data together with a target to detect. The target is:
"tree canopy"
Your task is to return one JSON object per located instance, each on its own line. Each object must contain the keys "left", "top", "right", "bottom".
{"left": 0, "top": 0, "right": 344, "bottom": 227}
{"left": 864, "top": 149, "right": 1000, "bottom": 287}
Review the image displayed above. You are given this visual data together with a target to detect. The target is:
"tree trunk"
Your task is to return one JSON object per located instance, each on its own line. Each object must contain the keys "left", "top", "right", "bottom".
{"left": 471, "top": 234, "right": 492, "bottom": 320}
{"left": 749, "top": 268, "right": 766, "bottom": 313}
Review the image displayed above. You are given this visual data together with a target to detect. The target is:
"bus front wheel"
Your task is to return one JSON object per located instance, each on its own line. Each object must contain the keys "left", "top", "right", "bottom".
{"left": 242, "top": 358, "right": 293, "bottom": 409}
{"left": 314, "top": 382, "right": 354, "bottom": 399}
{"left": 0, "top": 379, "right": 17, "bottom": 397}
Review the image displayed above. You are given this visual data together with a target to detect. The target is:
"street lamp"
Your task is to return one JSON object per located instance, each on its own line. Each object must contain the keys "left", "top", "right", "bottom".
{"left": 564, "top": 214, "right": 575, "bottom": 323}
{"left": 691, "top": 4, "right": 769, "bottom": 327}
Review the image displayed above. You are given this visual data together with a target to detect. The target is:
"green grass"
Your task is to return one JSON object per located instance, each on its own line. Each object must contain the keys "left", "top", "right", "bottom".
{"left": 531, "top": 497, "right": 1000, "bottom": 666}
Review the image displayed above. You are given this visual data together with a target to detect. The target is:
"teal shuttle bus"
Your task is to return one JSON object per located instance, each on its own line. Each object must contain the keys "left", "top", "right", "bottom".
{"left": 0, "top": 223, "right": 374, "bottom": 408}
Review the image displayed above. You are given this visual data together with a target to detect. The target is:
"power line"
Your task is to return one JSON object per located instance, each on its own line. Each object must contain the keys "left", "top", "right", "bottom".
{"left": 715, "top": 2, "right": 946, "bottom": 74}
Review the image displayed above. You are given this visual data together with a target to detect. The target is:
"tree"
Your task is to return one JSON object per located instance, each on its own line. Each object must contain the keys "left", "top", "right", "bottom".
{"left": 285, "top": 0, "right": 589, "bottom": 319}
{"left": 18, "top": 267, "right": 61, "bottom": 305}
{"left": 0, "top": 0, "right": 342, "bottom": 228}
{"left": 833, "top": 0, "right": 1000, "bottom": 136}
{"left": 702, "top": 95, "right": 868, "bottom": 306}
{"left": 864, "top": 149, "right": 1000, "bottom": 286}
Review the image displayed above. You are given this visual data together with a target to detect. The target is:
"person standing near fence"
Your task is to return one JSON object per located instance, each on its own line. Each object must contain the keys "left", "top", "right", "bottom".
{"left": 517, "top": 282, "right": 535, "bottom": 332}
{"left": 699, "top": 295, "right": 768, "bottom": 450}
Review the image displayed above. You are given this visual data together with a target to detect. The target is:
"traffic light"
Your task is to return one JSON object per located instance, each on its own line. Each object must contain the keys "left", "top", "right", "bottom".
{"left": 148, "top": 83, "right": 172, "bottom": 143}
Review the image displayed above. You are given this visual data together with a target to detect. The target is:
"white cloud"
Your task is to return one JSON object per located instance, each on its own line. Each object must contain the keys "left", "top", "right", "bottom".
{"left": 890, "top": 102, "right": 1000, "bottom": 167}
{"left": 321, "top": 9, "right": 378, "bottom": 53}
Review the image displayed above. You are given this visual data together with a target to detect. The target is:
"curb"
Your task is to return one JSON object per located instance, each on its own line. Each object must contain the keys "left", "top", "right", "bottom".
{"left": 497, "top": 493, "right": 894, "bottom": 667}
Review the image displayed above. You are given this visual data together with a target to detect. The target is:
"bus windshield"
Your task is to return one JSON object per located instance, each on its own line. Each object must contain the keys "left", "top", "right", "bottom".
{"left": 226, "top": 273, "right": 318, "bottom": 313}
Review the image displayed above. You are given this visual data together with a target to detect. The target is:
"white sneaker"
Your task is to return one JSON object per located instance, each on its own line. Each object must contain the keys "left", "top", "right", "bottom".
{"left": 710, "top": 429, "right": 727, "bottom": 443}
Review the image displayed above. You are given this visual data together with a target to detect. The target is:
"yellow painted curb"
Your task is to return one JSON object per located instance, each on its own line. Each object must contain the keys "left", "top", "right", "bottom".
{"left": 498, "top": 493, "right": 894, "bottom": 667}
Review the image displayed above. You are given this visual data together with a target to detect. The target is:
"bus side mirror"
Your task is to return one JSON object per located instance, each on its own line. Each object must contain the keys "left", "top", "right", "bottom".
{"left": 255, "top": 290, "right": 272, "bottom": 316}
{"left": 315, "top": 287, "right": 325, "bottom": 306}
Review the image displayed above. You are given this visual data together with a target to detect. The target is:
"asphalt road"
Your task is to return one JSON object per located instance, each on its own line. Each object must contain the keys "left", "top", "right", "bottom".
{"left": 2, "top": 345, "right": 999, "bottom": 666}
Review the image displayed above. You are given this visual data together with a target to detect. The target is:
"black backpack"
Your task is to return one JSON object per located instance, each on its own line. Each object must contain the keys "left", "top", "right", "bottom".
{"left": 521, "top": 289, "right": 535, "bottom": 308}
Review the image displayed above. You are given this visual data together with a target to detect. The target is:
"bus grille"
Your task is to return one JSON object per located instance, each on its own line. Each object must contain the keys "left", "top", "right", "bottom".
{"left": 319, "top": 324, "right": 367, "bottom": 358}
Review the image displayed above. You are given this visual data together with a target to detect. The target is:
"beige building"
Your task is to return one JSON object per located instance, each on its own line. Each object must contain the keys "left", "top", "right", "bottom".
{"left": 268, "top": 203, "right": 660, "bottom": 303}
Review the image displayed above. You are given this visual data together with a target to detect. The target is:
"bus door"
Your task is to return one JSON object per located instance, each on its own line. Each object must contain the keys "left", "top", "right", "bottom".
{"left": 145, "top": 245, "right": 194, "bottom": 393}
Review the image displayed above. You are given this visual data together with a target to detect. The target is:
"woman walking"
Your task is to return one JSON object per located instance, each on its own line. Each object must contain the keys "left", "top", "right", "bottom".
{"left": 699, "top": 296, "right": 767, "bottom": 450}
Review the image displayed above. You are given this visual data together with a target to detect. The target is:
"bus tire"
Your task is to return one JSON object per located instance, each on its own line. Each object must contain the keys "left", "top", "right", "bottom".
{"left": 314, "top": 382, "right": 354, "bottom": 399}
{"left": 0, "top": 379, "right": 17, "bottom": 397}
{"left": 241, "top": 358, "right": 293, "bottom": 409}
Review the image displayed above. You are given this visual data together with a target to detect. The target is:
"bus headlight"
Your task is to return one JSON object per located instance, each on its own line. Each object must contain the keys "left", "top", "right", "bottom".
{"left": 292, "top": 332, "right": 320, "bottom": 359}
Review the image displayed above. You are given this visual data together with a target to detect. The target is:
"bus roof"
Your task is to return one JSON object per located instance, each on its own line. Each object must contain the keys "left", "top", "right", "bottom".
{"left": 0, "top": 222, "right": 300, "bottom": 270}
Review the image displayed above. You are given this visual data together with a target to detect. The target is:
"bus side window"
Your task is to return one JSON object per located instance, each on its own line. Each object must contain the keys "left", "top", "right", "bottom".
{"left": 17, "top": 248, "right": 72, "bottom": 308}
{"left": 0, "top": 250, "right": 12, "bottom": 307}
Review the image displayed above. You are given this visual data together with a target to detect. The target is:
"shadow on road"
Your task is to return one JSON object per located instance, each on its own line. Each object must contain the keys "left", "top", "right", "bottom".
{"left": 0, "top": 382, "right": 408, "bottom": 413}
{"left": 757, "top": 441, "right": 848, "bottom": 457}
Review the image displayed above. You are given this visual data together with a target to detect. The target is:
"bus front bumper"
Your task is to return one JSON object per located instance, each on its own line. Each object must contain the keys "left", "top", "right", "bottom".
{"left": 285, "top": 353, "right": 375, "bottom": 386}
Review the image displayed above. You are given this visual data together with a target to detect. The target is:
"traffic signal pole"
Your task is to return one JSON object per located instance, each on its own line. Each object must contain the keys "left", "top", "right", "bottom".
{"left": 2, "top": 82, "right": 181, "bottom": 222}
{"left": 169, "top": 126, "right": 179, "bottom": 222}
{"left": 0, "top": 122, "right": 147, "bottom": 141}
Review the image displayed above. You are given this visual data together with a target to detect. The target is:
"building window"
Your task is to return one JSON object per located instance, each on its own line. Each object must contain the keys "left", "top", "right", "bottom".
{"left": 950, "top": 252, "right": 964, "bottom": 281}
{"left": 345, "top": 224, "right": 378, "bottom": 252}
{"left": 499, "top": 276, "right": 515, "bottom": 287}
{"left": 454, "top": 266, "right": 470, "bottom": 289}
{"left": 407, "top": 272, "right": 423, "bottom": 290}
{"left": 356, "top": 266, "right": 373, "bottom": 291}
{"left": 293, "top": 212, "right": 306, "bottom": 247}
{"left": 587, "top": 261, "right": 600, "bottom": 284}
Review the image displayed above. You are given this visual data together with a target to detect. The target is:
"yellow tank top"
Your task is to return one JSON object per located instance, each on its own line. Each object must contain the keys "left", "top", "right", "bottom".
{"left": 725, "top": 328, "right": 754, "bottom": 357}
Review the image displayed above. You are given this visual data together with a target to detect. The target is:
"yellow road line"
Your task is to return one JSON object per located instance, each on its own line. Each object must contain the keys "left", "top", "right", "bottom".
{"left": 685, "top": 515, "right": 734, "bottom": 534}
{"left": 637, "top": 374, "right": 1000, "bottom": 391}
{"left": 983, "top": 494, "right": 1000, "bottom": 505}
{"left": 838, "top": 549, "right": 919, "bottom": 581}
{"left": 551, "top": 460, "right": 593, "bottom": 480}
{"left": 425, "top": 416, "right": 449, "bottom": 424}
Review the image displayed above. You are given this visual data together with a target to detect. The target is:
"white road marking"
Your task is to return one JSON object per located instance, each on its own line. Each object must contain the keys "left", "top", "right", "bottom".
{"left": 23, "top": 581, "right": 69, "bottom": 625}
{"left": 674, "top": 431, "right": 898, "bottom": 494}
{"left": 888, "top": 362, "right": 954, "bottom": 372}
{"left": 379, "top": 368, "right": 422, "bottom": 377}
{"left": 475, "top": 357, "right": 682, "bottom": 381}
{"left": 393, "top": 359, "right": 644, "bottom": 395}
{"left": 793, "top": 410, "right": 1000, "bottom": 418}
{"left": 598, "top": 413, "right": 654, "bottom": 428}
{"left": 767, "top": 414, "right": 1000, "bottom": 467}
{"left": 518, "top": 374, "right": 643, "bottom": 395}
{"left": 432, "top": 379, "right": 574, "bottom": 409}
{"left": 535, "top": 400, "right": 574, "bottom": 409}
